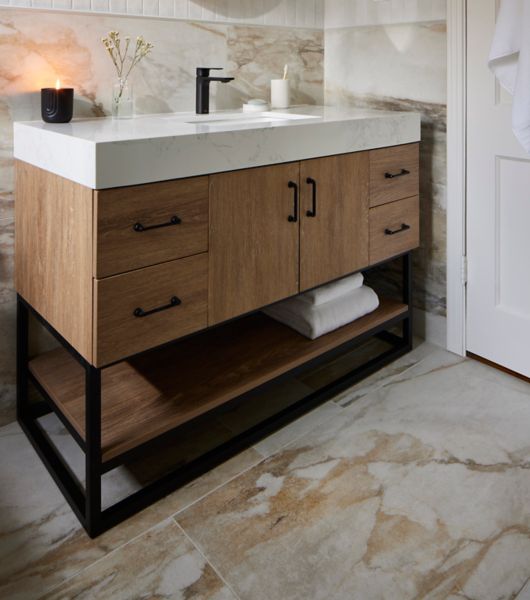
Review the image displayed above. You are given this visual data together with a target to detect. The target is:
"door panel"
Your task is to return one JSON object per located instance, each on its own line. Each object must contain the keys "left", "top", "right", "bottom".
{"left": 300, "top": 153, "right": 369, "bottom": 292}
{"left": 467, "top": 0, "right": 530, "bottom": 376}
{"left": 209, "top": 163, "right": 300, "bottom": 325}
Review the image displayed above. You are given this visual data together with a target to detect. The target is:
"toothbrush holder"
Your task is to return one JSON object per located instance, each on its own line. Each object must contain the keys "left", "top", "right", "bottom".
{"left": 271, "top": 79, "right": 290, "bottom": 109}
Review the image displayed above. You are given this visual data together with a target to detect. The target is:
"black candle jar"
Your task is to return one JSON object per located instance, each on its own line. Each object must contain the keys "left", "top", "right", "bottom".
{"left": 41, "top": 87, "right": 74, "bottom": 123}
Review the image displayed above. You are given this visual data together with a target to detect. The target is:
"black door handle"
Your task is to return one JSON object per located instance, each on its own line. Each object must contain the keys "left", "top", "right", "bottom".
{"left": 385, "top": 223, "right": 411, "bottom": 236}
{"left": 133, "top": 296, "right": 182, "bottom": 318}
{"left": 385, "top": 169, "right": 410, "bottom": 179}
{"left": 133, "top": 216, "right": 182, "bottom": 232}
{"left": 306, "top": 177, "right": 317, "bottom": 218}
{"left": 288, "top": 181, "right": 299, "bottom": 223}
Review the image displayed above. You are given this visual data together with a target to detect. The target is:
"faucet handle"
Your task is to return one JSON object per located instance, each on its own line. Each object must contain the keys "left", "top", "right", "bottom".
{"left": 196, "top": 67, "right": 224, "bottom": 77}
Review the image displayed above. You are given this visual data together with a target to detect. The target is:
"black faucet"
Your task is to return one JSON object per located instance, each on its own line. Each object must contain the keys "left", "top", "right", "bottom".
{"left": 196, "top": 67, "right": 234, "bottom": 115}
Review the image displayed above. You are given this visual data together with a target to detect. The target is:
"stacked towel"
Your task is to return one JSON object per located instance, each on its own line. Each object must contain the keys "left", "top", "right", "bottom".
{"left": 299, "top": 272, "right": 364, "bottom": 306}
{"left": 263, "top": 275, "right": 379, "bottom": 340}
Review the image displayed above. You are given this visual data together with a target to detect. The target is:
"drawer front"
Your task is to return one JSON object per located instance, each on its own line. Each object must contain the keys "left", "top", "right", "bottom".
{"left": 94, "top": 254, "right": 208, "bottom": 366}
{"left": 370, "top": 143, "right": 419, "bottom": 207}
{"left": 95, "top": 177, "right": 208, "bottom": 278}
{"left": 369, "top": 196, "right": 420, "bottom": 265}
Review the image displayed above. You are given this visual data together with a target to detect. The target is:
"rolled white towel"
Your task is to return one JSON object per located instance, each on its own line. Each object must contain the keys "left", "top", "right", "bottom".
{"left": 263, "top": 285, "right": 379, "bottom": 340}
{"left": 299, "top": 272, "right": 364, "bottom": 306}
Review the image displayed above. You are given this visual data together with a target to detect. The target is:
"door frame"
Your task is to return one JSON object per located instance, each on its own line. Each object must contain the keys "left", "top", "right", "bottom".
{"left": 446, "top": 0, "right": 467, "bottom": 356}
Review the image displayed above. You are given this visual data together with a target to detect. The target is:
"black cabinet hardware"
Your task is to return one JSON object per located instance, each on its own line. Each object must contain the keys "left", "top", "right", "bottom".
{"left": 385, "top": 223, "right": 411, "bottom": 236}
{"left": 133, "top": 296, "right": 182, "bottom": 318}
{"left": 288, "top": 181, "right": 299, "bottom": 223}
{"left": 384, "top": 168, "right": 410, "bottom": 179}
{"left": 306, "top": 177, "right": 317, "bottom": 218}
{"left": 133, "top": 216, "right": 181, "bottom": 233}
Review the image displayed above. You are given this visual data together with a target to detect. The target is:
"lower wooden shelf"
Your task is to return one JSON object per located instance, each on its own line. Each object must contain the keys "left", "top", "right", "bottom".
{"left": 29, "top": 298, "right": 407, "bottom": 463}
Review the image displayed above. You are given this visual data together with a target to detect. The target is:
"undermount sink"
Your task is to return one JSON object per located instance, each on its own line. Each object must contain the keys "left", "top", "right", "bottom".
{"left": 161, "top": 111, "right": 321, "bottom": 128}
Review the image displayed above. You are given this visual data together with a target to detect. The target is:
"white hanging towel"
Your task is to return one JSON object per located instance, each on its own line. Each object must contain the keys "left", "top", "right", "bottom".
{"left": 489, "top": 0, "right": 530, "bottom": 152}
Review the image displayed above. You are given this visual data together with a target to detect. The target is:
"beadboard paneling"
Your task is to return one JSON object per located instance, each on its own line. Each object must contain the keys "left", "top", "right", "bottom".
{"left": 0, "top": 0, "right": 325, "bottom": 27}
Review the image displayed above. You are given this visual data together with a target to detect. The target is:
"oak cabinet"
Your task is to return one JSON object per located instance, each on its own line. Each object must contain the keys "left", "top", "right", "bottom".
{"left": 208, "top": 154, "right": 371, "bottom": 324}
{"left": 16, "top": 143, "right": 419, "bottom": 367}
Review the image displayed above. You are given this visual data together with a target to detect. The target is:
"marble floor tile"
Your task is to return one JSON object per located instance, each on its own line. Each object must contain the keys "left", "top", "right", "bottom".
{"left": 252, "top": 401, "right": 343, "bottom": 459}
{"left": 176, "top": 351, "right": 530, "bottom": 600}
{"left": 0, "top": 421, "right": 260, "bottom": 600}
{"left": 333, "top": 339, "right": 460, "bottom": 408}
{"left": 41, "top": 519, "right": 237, "bottom": 600}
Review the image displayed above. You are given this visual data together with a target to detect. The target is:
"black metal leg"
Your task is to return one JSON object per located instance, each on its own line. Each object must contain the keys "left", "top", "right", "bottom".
{"left": 85, "top": 366, "right": 102, "bottom": 538}
{"left": 402, "top": 253, "right": 413, "bottom": 348}
{"left": 16, "top": 294, "right": 30, "bottom": 422}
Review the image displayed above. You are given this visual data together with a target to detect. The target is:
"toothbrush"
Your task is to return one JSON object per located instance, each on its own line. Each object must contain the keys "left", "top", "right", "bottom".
{"left": 283, "top": 64, "right": 288, "bottom": 80}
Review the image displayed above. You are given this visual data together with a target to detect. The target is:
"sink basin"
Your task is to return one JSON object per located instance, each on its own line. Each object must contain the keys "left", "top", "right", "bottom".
{"left": 161, "top": 111, "right": 321, "bottom": 128}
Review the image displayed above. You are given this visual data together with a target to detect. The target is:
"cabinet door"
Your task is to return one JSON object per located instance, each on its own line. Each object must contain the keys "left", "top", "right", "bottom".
{"left": 209, "top": 163, "right": 300, "bottom": 325}
{"left": 300, "top": 153, "right": 369, "bottom": 291}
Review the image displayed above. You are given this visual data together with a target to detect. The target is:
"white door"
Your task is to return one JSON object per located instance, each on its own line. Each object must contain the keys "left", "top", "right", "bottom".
{"left": 467, "top": 0, "right": 530, "bottom": 377}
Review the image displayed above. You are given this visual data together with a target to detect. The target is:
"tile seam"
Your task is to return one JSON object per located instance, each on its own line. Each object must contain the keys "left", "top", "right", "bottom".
{"left": 173, "top": 519, "right": 242, "bottom": 600}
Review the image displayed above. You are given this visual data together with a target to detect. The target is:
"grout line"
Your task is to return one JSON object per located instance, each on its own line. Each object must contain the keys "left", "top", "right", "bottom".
{"left": 174, "top": 519, "right": 242, "bottom": 600}
{"left": 515, "top": 575, "right": 530, "bottom": 599}
{"left": 37, "top": 516, "right": 177, "bottom": 598}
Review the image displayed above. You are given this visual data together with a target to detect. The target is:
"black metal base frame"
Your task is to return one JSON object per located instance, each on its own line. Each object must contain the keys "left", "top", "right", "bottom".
{"left": 17, "top": 254, "right": 413, "bottom": 538}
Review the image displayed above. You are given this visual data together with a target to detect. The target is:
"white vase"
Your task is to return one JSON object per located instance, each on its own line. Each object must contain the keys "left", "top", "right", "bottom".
{"left": 112, "top": 78, "right": 134, "bottom": 119}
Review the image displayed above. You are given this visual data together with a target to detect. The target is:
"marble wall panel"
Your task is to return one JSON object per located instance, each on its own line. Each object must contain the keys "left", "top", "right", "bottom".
{"left": 0, "top": 7, "right": 323, "bottom": 425}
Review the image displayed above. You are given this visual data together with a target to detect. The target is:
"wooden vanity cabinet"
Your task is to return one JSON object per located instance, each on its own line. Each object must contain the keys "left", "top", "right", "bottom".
{"left": 15, "top": 140, "right": 420, "bottom": 537}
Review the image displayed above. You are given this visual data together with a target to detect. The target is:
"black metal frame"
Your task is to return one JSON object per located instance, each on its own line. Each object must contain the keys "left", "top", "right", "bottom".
{"left": 17, "top": 253, "right": 413, "bottom": 538}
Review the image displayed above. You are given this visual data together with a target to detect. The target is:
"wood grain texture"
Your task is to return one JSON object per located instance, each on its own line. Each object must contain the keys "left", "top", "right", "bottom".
{"left": 300, "top": 153, "right": 369, "bottom": 291}
{"left": 209, "top": 163, "right": 300, "bottom": 325}
{"left": 369, "top": 195, "right": 420, "bottom": 264}
{"left": 94, "top": 254, "right": 208, "bottom": 366}
{"left": 370, "top": 143, "right": 419, "bottom": 207}
{"left": 15, "top": 161, "right": 93, "bottom": 362}
{"left": 29, "top": 298, "right": 407, "bottom": 462}
{"left": 95, "top": 177, "right": 208, "bottom": 278}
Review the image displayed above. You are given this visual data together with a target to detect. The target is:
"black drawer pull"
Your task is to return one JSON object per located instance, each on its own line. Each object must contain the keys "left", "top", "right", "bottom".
{"left": 288, "top": 181, "right": 299, "bottom": 223}
{"left": 133, "top": 296, "right": 181, "bottom": 318}
{"left": 306, "top": 177, "right": 317, "bottom": 218}
{"left": 385, "top": 168, "right": 410, "bottom": 179}
{"left": 385, "top": 223, "right": 411, "bottom": 236}
{"left": 133, "top": 216, "right": 181, "bottom": 232}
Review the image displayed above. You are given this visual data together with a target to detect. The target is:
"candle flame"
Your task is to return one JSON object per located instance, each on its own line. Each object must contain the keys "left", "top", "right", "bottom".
{"left": 55, "top": 79, "right": 61, "bottom": 90}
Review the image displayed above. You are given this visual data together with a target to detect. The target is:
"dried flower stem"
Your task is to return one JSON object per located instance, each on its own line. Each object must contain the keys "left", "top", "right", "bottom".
{"left": 101, "top": 30, "right": 154, "bottom": 113}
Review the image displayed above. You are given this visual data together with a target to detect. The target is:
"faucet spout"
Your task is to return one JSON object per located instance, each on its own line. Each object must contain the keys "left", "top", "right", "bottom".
{"left": 196, "top": 67, "right": 234, "bottom": 114}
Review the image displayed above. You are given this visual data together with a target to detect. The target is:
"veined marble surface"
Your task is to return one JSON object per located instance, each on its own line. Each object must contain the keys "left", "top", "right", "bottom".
{"left": 15, "top": 106, "right": 420, "bottom": 188}
{"left": 325, "top": 20, "right": 447, "bottom": 320}
{"left": 2, "top": 342, "right": 530, "bottom": 599}
{"left": 0, "top": 7, "right": 323, "bottom": 425}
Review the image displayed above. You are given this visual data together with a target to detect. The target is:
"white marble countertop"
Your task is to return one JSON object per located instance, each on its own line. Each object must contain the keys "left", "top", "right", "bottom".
{"left": 14, "top": 106, "right": 421, "bottom": 189}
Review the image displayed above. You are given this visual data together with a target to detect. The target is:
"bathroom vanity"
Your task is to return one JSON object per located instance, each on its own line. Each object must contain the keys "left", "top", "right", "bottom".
{"left": 14, "top": 106, "right": 421, "bottom": 536}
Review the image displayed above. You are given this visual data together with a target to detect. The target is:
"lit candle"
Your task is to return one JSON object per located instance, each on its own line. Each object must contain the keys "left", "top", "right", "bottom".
{"left": 41, "top": 79, "right": 74, "bottom": 123}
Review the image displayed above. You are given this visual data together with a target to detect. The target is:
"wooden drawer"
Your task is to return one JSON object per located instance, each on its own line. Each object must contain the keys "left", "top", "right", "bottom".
{"left": 369, "top": 196, "right": 420, "bottom": 264}
{"left": 94, "top": 254, "right": 208, "bottom": 366}
{"left": 95, "top": 177, "right": 208, "bottom": 278}
{"left": 370, "top": 144, "right": 419, "bottom": 207}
